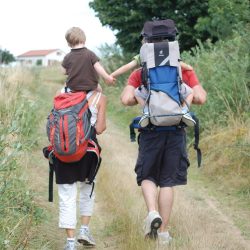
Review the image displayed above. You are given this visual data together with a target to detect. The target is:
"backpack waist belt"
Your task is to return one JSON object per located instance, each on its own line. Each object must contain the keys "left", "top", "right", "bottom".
{"left": 129, "top": 116, "right": 185, "bottom": 141}
{"left": 129, "top": 115, "right": 202, "bottom": 168}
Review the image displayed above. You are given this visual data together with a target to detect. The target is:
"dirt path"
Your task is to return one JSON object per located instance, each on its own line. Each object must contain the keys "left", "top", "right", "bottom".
{"left": 96, "top": 121, "right": 250, "bottom": 250}
{"left": 26, "top": 81, "right": 250, "bottom": 250}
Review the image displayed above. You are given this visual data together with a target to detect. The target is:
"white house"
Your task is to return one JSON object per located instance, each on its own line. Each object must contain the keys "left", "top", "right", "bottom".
{"left": 17, "top": 49, "right": 66, "bottom": 66}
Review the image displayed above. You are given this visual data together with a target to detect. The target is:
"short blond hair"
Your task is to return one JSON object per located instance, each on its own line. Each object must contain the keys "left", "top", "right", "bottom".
{"left": 65, "top": 27, "right": 86, "bottom": 47}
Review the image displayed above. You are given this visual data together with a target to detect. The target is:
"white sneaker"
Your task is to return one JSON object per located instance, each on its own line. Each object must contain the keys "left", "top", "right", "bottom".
{"left": 182, "top": 112, "right": 196, "bottom": 127}
{"left": 77, "top": 227, "right": 96, "bottom": 246}
{"left": 158, "top": 231, "right": 172, "bottom": 245}
{"left": 64, "top": 240, "right": 78, "bottom": 250}
{"left": 144, "top": 211, "right": 162, "bottom": 239}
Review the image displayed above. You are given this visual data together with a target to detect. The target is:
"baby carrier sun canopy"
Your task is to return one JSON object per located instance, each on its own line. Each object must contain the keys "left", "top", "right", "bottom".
{"left": 140, "top": 19, "right": 178, "bottom": 40}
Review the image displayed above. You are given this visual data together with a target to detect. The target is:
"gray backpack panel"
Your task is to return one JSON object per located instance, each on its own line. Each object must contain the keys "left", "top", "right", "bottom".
{"left": 148, "top": 90, "right": 183, "bottom": 126}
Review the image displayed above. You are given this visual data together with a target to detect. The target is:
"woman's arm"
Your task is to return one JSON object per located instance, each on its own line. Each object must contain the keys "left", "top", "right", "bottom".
{"left": 95, "top": 95, "right": 107, "bottom": 134}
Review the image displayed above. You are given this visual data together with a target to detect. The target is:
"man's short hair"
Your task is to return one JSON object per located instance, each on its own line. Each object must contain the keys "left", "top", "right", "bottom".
{"left": 65, "top": 27, "right": 86, "bottom": 47}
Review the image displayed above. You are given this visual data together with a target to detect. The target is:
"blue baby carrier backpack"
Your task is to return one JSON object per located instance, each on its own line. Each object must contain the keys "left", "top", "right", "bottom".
{"left": 130, "top": 19, "right": 201, "bottom": 167}
{"left": 140, "top": 40, "right": 184, "bottom": 126}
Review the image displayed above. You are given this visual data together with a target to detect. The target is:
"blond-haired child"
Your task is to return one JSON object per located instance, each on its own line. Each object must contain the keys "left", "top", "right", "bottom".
{"left": 62, "top": 27, "right": 115, "bottom": 93}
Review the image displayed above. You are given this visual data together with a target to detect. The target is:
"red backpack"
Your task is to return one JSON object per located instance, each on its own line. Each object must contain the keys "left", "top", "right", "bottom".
{"left": 46, "top": 91, "right": 93, "bottom": 163}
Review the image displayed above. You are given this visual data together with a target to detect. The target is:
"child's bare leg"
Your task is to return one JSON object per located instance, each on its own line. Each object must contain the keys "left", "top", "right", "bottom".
{"left": 182, "top": 92, "right": 193, "bottom": 109}
{"left": 135, "top": 95, "right": 145, "bottom": 107}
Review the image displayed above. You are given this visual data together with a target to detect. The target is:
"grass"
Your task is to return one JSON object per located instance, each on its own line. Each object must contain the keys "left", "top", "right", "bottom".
{"left": 0, "top": 67, "right": 43, "bottom": 249}
{"left": 188, "top": 119, "right": 250, "bottom": 238}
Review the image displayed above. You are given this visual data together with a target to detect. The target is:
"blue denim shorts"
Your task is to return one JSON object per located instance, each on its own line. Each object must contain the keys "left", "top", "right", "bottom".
{"left": 135, "top": 129, "right": 190, "bottom": 187}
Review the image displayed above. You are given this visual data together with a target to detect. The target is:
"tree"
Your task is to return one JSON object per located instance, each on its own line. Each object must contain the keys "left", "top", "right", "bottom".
{"left": 196, "top": 0, "right": 250, "bottom": 40}
{"left": 0, "top": 49, "right": 15, "bottom": 65}
{"left": 89, "top": 0, "right": 210, "bottom": 53}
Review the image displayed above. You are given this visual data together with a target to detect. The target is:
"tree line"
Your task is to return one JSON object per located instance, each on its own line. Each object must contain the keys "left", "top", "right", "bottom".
{"left": 89, "top": 0, "right": 249, "bottom": 53}
{"left": 0, "top": 49, "right": 15, "bottom": 65}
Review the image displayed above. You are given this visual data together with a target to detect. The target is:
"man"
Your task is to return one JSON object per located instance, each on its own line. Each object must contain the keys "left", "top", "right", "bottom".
{"left": 121, "top": 67, "right": 206, "bottom": 245}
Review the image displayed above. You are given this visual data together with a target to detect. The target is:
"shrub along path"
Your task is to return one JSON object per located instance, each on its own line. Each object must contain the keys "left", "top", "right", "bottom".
{"left": 26, "top": 79, "right": 249, "bottom": 250}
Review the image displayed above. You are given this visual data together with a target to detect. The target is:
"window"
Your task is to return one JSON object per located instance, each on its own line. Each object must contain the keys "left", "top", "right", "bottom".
{"left": 36, "top": 59, "right": 42, "bottom": 66}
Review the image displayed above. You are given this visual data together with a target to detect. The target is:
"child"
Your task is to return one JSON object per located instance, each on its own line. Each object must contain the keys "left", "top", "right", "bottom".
{"left": 62, "top": 27, "right": 115, "bottom": 92}
{"left": 111, "top": 52, "right": 196, "bottom": 127}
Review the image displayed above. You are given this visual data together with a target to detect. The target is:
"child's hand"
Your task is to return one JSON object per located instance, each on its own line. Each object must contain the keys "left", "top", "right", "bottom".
{"left": 105, "top": 75, "right": 116, "bottom": 85}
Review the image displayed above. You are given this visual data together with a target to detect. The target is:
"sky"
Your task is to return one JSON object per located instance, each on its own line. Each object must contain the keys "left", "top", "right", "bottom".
{"left": 0, "top": 0, "right": 116, "bottom": 56}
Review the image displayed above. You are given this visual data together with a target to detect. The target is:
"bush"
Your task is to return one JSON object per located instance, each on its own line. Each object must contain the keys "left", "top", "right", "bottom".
{"left": 182, "top": 31, "right": 250, "bottom": 129}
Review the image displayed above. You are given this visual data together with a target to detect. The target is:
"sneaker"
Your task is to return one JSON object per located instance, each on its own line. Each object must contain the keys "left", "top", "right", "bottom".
{"left": 144, "top": 211, "right": 162, "bottom": 239}
{"left": 158, "top": 231, "right": 172, "bottom": 245}
{"left": 77, "top": 227, "right": 96, "bottom": 246}
{"left": 182, "top": 112, "right": 196, "bottom": 127}
{"left": 139, "top": 114, "right": 149, "bottom": 127}
{"left": 64, "top": 240, "right": 77, "bottom": 250}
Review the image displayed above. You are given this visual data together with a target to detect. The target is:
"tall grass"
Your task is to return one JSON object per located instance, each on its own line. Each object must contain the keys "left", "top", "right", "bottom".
{"left": 182, "top": 30, "right": 250, "bottom": 128}
{"left": 0, "top": 67, "right": 42, "bottom": 249}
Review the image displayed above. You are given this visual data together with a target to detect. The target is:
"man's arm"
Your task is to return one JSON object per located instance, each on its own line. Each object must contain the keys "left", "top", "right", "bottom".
{"left": 120, "top": 85, "right": 138, "bottom": 106}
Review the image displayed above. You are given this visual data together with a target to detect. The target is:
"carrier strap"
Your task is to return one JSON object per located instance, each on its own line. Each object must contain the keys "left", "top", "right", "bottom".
{"left": 191, "top": 114, "right": 202, "bottom": 167}
{"left": 129, "top": 116, "right": 184, "bottom": 142}
{"left": 91, "top": 92, "right": 102, "bottom": 109}
{"left": 48, "top": 162, "right": 54, "bottom": 202}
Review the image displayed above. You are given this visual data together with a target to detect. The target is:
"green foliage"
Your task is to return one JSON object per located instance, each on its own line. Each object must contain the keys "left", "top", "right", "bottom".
{"left": 90, "top": 0, "right": 210, "bottom": 53}
{"left": 196, "top": 0, "right": 250, "bottom": 40}
{"left": 0, "top": 68, "right": 42, "bottom": 249}
{"left": 0, "top": 49, "right": 15, "bottom": 65}
{"left": 182, "top": 29, "right": 250, "bottom": 129}
{"left": 99, "top": 43, "right": 132, "bottom": 85}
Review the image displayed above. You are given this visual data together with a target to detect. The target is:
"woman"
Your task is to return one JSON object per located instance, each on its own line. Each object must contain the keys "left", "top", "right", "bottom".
{"left": 52, "top": 89, "right": 106, "bottom": 250}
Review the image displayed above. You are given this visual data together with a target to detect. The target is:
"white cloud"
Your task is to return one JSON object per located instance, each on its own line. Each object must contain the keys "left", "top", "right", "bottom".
{"left": 0, "top": 0, "right": 116, "bottom": 56}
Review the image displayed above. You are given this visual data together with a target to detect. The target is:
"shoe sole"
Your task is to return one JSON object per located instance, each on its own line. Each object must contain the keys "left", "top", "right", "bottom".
{"left": 78, "top": 239, "right": 96, "bottom": 247}
{"left": 182, "top": 116, "right": 196, "bottom": 127}
{"left": 147, "top": 217, "right": 162, "bottom": 239}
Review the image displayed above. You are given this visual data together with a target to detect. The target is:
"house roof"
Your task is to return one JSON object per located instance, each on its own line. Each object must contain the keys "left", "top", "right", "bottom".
{"left": 17, "top": 49, "right": 60, "bottom": 57}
